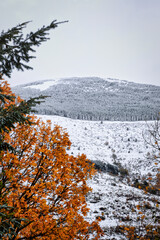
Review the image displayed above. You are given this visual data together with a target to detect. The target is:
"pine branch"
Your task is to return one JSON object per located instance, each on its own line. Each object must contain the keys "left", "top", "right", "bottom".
{"left": 0, "top": 95, "right": 49, "bottom": 133}
{"left": 0, "top": 95, "right": 49, "bottom": 152}
{"left": 0, "top": 20, "right": 68, "bottom": 78}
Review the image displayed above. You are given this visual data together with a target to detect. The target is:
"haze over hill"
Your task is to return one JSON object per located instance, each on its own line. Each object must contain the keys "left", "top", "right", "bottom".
{"left": 12, "top": 77, "right": 160, "bottom": 121}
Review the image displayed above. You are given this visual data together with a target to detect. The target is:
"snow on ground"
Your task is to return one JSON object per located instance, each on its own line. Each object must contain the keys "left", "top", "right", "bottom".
{"left": 23, "top": 78, "right": 79, "bottom": 91}
{"left": 24, "top": 79, "right": 60, "bottom": 91}
{"left": 37, "top": 115, "right": 155, "bottom": 176}
{"left": 36, "top": 115, "right": 160, "bottom": 239}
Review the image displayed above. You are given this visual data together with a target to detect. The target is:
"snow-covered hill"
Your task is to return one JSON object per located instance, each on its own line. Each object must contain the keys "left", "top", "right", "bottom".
{"left": 37, "top": 114, "right": 160, "bottom": 239}
{"left": 12, "top": 77, "right": 160, "bottom": 121}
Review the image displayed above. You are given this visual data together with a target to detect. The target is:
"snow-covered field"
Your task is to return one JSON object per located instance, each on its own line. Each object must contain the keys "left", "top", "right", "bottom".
{"left": 37, "top": 115, "right": 160, "bottom": 239}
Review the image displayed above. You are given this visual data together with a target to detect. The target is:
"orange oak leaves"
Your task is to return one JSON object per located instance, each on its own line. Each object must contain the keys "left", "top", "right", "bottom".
{"left": 0, "top": 81, "right": 103, "bottom": 240}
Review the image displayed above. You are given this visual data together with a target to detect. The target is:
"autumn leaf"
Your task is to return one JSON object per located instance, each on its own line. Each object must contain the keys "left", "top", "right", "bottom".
{"left": 0, "top": 81, "right": 103, "bottom": 240}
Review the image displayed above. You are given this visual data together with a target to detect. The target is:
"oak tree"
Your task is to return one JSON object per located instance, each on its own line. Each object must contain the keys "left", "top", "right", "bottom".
{"left": 0, "top": 81, "right": 102, "bottom": 239}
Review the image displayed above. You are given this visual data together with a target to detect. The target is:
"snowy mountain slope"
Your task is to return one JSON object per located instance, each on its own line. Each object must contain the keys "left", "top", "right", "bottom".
{"left": 12, "top": 77, "right": 160, "bottom": 121}
{"left": 38, "top": 115, "right": 156, "bottom": 177}
{"left": 37, "top": 114, "right": 160, "bottom": 239}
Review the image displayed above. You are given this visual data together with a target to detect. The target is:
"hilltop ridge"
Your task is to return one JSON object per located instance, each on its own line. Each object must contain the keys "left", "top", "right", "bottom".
{"left": 12, "top": 77, "right": 160, "bottom": 121}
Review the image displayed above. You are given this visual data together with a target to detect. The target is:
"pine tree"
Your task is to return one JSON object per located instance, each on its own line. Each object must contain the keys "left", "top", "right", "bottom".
{"left": 0, "top": 20, "right": 62, "bottom": 239}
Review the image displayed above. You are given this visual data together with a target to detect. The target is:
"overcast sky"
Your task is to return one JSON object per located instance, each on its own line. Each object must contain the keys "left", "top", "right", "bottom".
{"left": 1, "top": 0, "right": 160, "bottom": 86}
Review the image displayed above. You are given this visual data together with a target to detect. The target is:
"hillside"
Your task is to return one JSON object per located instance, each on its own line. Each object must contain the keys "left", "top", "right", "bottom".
{"left": 12, "top": 77, "right": 160, "bottom": 121}
{"left": 37, "top": 114, "right": 160, "bottom": 239}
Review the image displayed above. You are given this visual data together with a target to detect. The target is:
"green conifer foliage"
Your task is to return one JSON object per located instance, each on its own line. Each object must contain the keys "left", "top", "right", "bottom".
{"left": 0, "top": 20, "right": 66, "bottom": 239}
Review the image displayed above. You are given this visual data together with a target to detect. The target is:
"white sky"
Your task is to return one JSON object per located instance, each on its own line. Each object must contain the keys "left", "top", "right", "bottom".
{"left": 1, "top": 0, "right": 160, "bottom": 86}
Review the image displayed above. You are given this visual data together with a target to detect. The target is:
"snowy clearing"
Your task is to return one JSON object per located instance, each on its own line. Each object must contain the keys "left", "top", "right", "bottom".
{"left": 37, "top": 115, "right": 160, "bottom": 239}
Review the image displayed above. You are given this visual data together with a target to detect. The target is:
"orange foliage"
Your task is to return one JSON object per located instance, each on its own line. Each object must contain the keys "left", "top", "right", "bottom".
{"left": 0, "top": 81, "right": 103, "bottom": 239}
{"left": 123, "top": 224, "right": 160, "bottom": 240}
